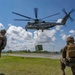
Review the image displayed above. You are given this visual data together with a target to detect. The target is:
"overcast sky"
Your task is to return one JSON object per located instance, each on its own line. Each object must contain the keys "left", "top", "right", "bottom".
{"left": 0, "top": 0, "right": 75, "bottom": 52}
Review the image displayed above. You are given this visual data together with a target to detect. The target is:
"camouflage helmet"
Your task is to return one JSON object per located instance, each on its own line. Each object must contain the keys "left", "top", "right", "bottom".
{"left": 66, "top": 36, "right": 74, "bottom": 43}
{"left": 0, "top": 29, "right": 6, "bottom": 33}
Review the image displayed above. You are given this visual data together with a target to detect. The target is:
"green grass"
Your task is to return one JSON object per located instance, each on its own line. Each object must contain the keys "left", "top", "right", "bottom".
{"left": 0, "top": 56, "right": 72, "bottom": 75}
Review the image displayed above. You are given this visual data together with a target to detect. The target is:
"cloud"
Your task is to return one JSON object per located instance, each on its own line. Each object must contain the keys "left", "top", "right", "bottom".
{"left": 61, "top": 34, "right": 67, "bottom": 40}
{"left": 0, "top": 23, "right": 5, "bottom": 30}
{"left": 56, "top": 18, "right": 62, "bottom": 23}
{"left": 7, "top": 25, "right": 33, "bottom": 41}
{"left": 34, "top": 30, "right": 51, "bottom": 43}
{"left": 51, "top": 37, "right": 56, "bottom": 41}
{"left": 55, "top": 25, "right": 62, "bottom": 30}
{"left": 60, "top": 32, "right": 72, "bottom": 41}
{"left": 44, "top": 29, "right": 56, "bottom": 37}
{"left": 69, "top": 30, "right": 75, "bottom": 34}
{"left": 5, "top": 25, "right": 34, "bottom": 51}
{"left": 34, "top": 29, "right": 56, "bottom": 44}
{"left": 55, "top": 19, "right": 63, "bottom": 30}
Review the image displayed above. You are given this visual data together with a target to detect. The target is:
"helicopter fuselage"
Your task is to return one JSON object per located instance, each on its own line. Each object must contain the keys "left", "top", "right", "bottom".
{"left": 25, "top": 22, "right": 63, "bottom": 31}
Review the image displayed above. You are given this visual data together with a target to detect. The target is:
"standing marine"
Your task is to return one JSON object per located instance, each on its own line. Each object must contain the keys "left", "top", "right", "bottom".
{"left": 60, "top": 36, "right": 75, "bottom": 75}
{"left": 0, "top": 29, "right": 7, "bottom": 57}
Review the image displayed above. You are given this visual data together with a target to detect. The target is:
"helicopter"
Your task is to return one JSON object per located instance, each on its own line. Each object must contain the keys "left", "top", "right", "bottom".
{"left": 12, "top": 8, "right": 75, "bottom": 32}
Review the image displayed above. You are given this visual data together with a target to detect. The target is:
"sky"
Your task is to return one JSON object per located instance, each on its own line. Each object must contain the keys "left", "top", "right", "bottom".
{"left": 0, "top": 0, "right": 75, "bottom": 52}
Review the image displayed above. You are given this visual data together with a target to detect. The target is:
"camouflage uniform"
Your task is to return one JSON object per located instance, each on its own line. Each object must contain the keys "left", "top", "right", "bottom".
{"left": 0, "top": 29, "right": 7, "bottom": 57}
{"left": 60, "top": 46, "right": 67, "bottom": 70}
{"left": 60, "top": 36, "right": 75, "bottom": 75}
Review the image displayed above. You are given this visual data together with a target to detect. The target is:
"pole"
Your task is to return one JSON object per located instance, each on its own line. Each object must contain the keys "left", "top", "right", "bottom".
{"left": 53, "top": 45, "right": 55, "bottom": 53}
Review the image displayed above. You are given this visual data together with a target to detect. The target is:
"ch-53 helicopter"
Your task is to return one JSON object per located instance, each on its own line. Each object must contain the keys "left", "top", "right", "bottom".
{"left": 12, "top": 8, "right": 75, "bottom": 32}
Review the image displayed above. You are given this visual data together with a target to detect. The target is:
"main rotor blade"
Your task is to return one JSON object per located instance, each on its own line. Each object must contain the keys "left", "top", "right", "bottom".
{"left": 40, "top": 13, "right": 60, "bottom": 19}
{"left": 14, "top": 19, "right": 32, "bottom": 21}
{"left": 12, "top": 12, "right": 34, "bottom": 20}
{"left": 34, "top": 8, "right": 38, "bottom": 19}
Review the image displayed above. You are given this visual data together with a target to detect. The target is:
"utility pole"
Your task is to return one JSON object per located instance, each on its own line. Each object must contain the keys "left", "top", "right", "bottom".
{"left": 53, "top": 44, "right": 55, "bottom": 52}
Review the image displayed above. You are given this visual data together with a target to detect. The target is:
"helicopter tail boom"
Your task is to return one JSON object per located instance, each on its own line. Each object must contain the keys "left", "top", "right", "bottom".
{"left": 61, "top": 9, "right": 75, "bottom": 25}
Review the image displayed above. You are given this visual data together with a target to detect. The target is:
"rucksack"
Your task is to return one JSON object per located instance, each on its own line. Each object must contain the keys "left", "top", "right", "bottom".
{"left": 66, "top": 44, "right": 75, "bottom": 58}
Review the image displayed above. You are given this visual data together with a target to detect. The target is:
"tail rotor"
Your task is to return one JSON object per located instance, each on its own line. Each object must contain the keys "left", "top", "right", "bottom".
{"left": 62, "top": 9, "right": 75, "bottom": 21}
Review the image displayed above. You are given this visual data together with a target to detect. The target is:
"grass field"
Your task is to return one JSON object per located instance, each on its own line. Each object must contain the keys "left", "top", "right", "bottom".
{"left": 0, "top": 56, "right": 72, "bottom": 75}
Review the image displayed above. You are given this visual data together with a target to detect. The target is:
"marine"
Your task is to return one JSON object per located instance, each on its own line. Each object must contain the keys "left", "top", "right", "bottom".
{"left": 0, "top": 29, "right": 7, "bottom": 57}
{"left": 60, "top": 36, "right": 75, "bottom": 75}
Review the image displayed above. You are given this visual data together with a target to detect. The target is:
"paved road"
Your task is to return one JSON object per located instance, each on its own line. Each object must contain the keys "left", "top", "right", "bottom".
{"left": 2, "top": 53, "right": 62, "bottom": 59}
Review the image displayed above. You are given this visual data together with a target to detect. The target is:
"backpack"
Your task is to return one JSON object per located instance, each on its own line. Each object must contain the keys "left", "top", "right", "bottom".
{"left": 66, "top": 44, "right": 75, "bottom": 58}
